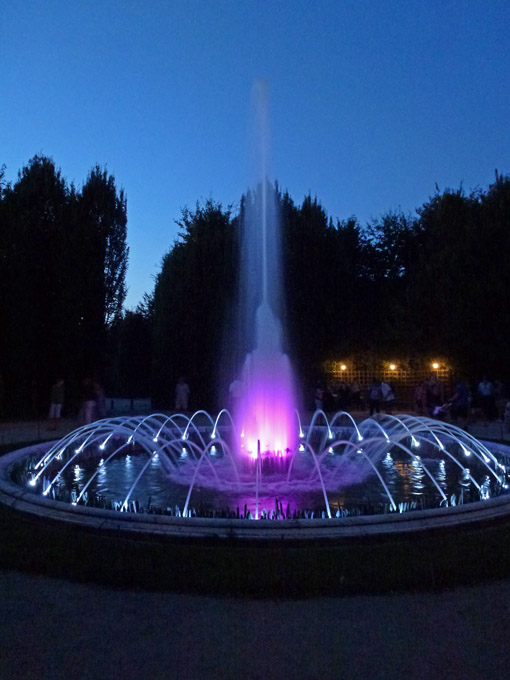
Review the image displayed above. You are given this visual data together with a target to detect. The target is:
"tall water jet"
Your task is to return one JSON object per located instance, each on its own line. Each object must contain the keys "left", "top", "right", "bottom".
{"left": 235, "top": 80, "right": 296, "bottom": 457}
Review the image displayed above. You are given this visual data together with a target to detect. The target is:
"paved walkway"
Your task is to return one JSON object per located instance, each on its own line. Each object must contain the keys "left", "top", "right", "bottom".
{"left": 1, "top": 414, "right": 510, "bottom": 679}
{"left": 0, "top": 417, "right": 78, "bottom": 447}
{"left": 0, "top": 569, "right": 508, "bottom": 680}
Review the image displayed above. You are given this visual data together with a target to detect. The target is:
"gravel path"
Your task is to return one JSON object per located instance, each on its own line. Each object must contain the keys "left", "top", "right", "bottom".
{"left": 1, "top": 570, "right": 509, "bottom": 680}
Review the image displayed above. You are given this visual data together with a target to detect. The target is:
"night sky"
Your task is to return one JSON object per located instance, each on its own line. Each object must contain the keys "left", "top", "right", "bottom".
{"left": 2, "top": 0, "right": 509, "bottom": 308}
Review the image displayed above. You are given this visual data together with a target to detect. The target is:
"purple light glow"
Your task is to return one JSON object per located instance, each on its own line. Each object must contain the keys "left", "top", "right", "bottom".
{"left": 234, "top": 83, "right": 297, "bottom": 460}
{"left": 237, "top": 304, "right": 296, "bottom": 458}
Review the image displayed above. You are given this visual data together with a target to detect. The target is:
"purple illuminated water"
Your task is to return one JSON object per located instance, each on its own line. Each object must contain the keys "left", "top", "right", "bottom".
{"left": 234, "top": 81, "right": 296, "bottom": 458}
{"left": 237, "top": 304, "right": 296, "bottom": 457}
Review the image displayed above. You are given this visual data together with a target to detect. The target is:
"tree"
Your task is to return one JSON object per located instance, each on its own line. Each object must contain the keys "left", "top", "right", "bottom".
{"left": 409, "top": 187, "right": 481, "bottom": 373}
{"left": 108, "top": 309, "right": 152, "bottom": 397}
{"left": 0, "top": 165, "right": 10, "bottom": 415}
{"left": 363, "top": 210, "right": 419, "bottom": 352}
{"left": 0, "top": 155, "right": 73, "bottom": 414}
{"left": 74, "top": 166, "right": 129, "bottom": 379}
{"left": 474, "top": 173, "right": 510, "bottom": 376}
{"left": 152, "top": 200, "right": 236, "bottom": 408}
{"left": 0, "top": 157, "right": 129, "bottom": 415}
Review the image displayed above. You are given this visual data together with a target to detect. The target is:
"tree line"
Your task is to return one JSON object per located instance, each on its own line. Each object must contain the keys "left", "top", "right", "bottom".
{"left": 151, "top": 173, "right": 510, "bottom": 409}
{"left": 1, "top": 154, "right": 509, "bottom": 416}
{"left": 0, "top": 155, "right": 129, "bottom": 416}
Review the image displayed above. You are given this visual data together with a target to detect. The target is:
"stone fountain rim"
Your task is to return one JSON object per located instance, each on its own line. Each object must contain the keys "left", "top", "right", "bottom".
{"left": 2, "top": 441, "right": 510, "bottom": 541}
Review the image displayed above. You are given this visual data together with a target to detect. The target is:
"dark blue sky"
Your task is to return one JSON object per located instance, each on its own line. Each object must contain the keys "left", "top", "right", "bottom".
{"left": 2, "top": 0, "right": 509, "bottom": 308}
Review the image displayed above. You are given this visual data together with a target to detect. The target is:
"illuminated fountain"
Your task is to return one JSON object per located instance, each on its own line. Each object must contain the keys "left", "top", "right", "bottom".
{"left": 2, "top": 82, "right": 510, "bottom": 537}
{"left": 7, "top": 410, "right": 509, "bottom": 524}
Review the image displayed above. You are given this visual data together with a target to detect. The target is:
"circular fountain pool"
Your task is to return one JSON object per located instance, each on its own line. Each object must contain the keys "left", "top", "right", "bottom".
{"left": 2, "top": 410, "right": 510, "bottom": 538}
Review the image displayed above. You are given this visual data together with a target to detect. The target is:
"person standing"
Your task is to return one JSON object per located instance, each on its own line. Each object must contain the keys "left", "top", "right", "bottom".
{"left": 350, "top": 380, "right": 361, "bottom": 410}
{"left": 478, "top": 376, "right": 495, "bottom": 424}
{"left": 94, "top": 379, "right": 106, "bottom": 420}
{"left": 449, "top": 378, "right": 470, "bottom": 429}
{"left": 381, "top": 381, "right": 395, "bottom": 414}
{"left": 494, "top": 379, "right": 506, "bottom": 422}
{"left": 414, "top": 381, "right": 427, "bottom": 415}
{"left": 335, "top": 380, "right": 350, "bottom": 411}
{"left": 48, "top": 378, "right": 64, "bottom": 431}
{"left": 314, "top": 385, "right": 324, "bottom": 411}
{"left": 81, "top": 378, "right": 97, "bottom": 425}
{"left": 175, "top": 377, "right": 190, "bottom": 412}
{"left": 228, "top": 378, "right": 243, "bottom": 412}
{"left": 367, "top": 379, "right": 382, "bottom": 416}
{"left": 426, "top": 381, "right": 443, "bottom": 418}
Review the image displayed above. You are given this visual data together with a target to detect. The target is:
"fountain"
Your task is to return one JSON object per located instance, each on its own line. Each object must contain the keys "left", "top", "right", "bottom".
{"left": 1, "top": 82, "right": 510, "bottom": 545}
{"left": 2, "top": 407, "right": 510, "bottom": 534}
{"left": 234, "top": 80, "right": 296, "bottom": 460}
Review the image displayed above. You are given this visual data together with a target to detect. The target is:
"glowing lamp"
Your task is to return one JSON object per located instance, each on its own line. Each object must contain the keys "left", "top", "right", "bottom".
{"left": 340, "top": 364, "right": 347, "bottom": 371}
{"left": 389, "top": 363, "right": 396, "bottom": 371}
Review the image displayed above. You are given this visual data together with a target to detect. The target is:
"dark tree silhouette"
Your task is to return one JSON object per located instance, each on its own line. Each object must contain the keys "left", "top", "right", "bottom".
{"left": 152, "top": 200, "right": 237, "bottom": 409}
{"left": 0, "top": 156, "right": 128, "bottom": 415}
{"left": 2, "top": 154, "right": 510, "bottom": 415}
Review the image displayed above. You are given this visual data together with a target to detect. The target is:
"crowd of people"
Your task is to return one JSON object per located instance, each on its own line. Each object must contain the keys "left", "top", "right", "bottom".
{"left": 44, "top": 371, "right": 507, "bottom": 433}
{"left": 47, "top": 376, "right": 106, "bottom": 430}
{"left": 313, "top": 378, "right": 396, "bottom": 416}
{"left": 45, "top": 374, "right": 193, "bottom": 431}
{"left": 414, "top": 375, "right": 507, "bottom": 428}
{"left": 312, "top": 374, "right": 508, "bottom": 430}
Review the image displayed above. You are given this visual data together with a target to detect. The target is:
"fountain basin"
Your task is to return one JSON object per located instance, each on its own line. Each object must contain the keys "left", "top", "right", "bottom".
{"left": 2, "top": 410, "right": 510, "bottom": 539}
{"left": 3, "top": 446, "right": 510, "bottom": 539}
{"left": 3, "top": 430, "right": 510, "bottom": 596}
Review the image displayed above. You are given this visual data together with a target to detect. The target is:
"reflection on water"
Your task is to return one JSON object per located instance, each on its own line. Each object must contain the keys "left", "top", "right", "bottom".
{"left": 17, "top": 441, "right": 497, "bottom": 517}
{"left": 437, "top": 459, "right": 447, "bottom": 492}
{"left": 410, "top": 458, "right": 425, "bottom": 495}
